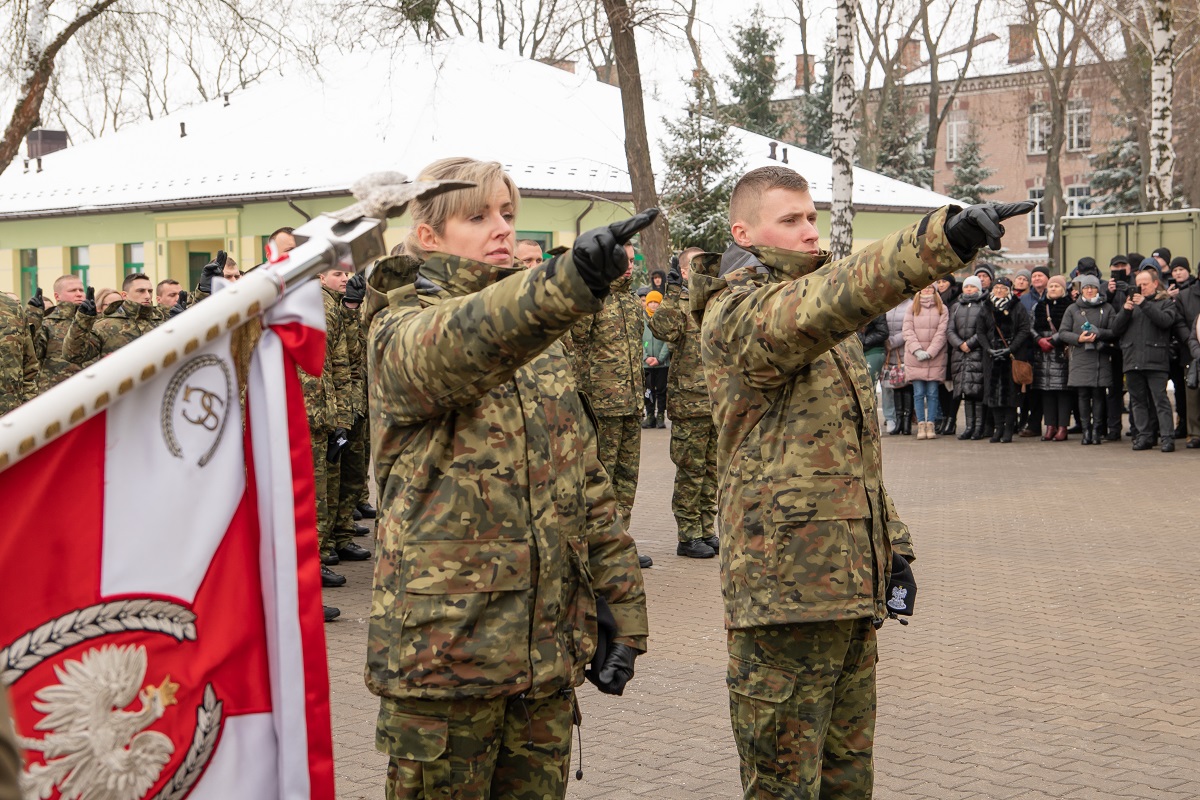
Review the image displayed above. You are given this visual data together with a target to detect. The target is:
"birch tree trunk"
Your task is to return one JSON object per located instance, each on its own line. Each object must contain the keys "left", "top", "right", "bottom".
{"left": 600, "top": 0, "right": 670, "bottom": 272}
{"left": 1145, "top": 0, "right": 1176, "bottom": 210}
{"left": 829, "top": 0, "right": 857, "bottom": 260}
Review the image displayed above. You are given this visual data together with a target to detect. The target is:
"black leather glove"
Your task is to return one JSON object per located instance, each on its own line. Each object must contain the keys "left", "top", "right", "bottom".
{"left": 79, "top": 287, "right": 97, "bottom": 317}
{"left": 198, "top": 250, "right": 227, "bottom": 294}
{"left": 593, "top": 643, "right": 637, "bottom": 695}
{"left": 326, "top": 427, "right": 350, "bottom": 463}
{"left": 28, "top": 287, "right": 45, "bottom": 310}
{"left": 666, "top": 268, "right": 683, "bottom": 287}
{"left": 884, "top": 551, "right": 917, "bottom": 619}
{"left": 988, "top": 346, "right": 1011, "bottom": 360}
{"left": 169, "top": 290, "right": 189, "bottom": 319}
{"left": 944, "top": 201, "right": 1037, "bottom": 262}
{"left": 572, "top": 209, "right": 660, "bottom": 298}
{"left": 344, "top": 273, "right": 366, "bottom": 306}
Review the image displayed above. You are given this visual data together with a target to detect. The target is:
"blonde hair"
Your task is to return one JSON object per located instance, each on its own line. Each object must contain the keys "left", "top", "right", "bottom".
{"left": 912, "top": 290, "right": 945, "bottom": 316}
{"left": 404, "top": 158, "right": 520, "bottom": 261}
{"left": 95, "top": 288, "right": 121, "bottom": 311}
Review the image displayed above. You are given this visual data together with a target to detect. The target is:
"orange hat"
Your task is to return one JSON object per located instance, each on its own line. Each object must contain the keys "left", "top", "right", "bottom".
{"left": 645, "top": 291, "right": 663, "bottom": 304}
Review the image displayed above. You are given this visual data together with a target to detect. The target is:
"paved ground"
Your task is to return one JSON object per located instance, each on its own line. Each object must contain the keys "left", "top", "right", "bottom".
{"left": 323, "top": 424, "right": 1200, "bottom": 799}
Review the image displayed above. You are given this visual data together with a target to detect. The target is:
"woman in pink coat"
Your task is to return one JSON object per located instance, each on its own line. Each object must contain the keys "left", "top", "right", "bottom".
{"left": 903, "top": 284, "right": 950, "bottom": 439}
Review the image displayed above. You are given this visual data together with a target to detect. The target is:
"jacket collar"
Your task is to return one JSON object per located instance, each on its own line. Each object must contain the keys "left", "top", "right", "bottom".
{"left": 110, "top": 299, "right": 160, "bottom": 321}
{"left": 718, "top": 243, "right": 831, "bottom": 282}
{"left": 48, "top": 303, "right": 79, "bottom": 320}
{"left": 418, "top": 253, "right": 521, "bottom": 298}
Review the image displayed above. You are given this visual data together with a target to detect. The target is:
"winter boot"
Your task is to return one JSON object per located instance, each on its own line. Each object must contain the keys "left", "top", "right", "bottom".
{"left": 915, "top": 421, "right": 927, "bottom": 440}
{"left": 926, "top": 420, "right": 937, "bottom": 440}
{"left": 958, "top": 402, "right": 976, "bottom": 440}
{"left": 641, "top": 414, "right": 656, "bottom": 429}
{"left": 1000, "top": 409, "right": 1017, "bottom": 443}
{"left": 989, "top": 412, "right": 1003, "bottom": 443}
{"left": 900, "top": 394, "right": 914, "bottom": 435}
{"left": 655, "top": 412, "right": 666, "bottom": 429}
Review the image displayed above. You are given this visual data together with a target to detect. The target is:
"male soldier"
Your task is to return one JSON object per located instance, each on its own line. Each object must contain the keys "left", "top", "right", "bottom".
{"left": 363, "top": 157, "right": 650, "bottom": 799}
{"left": 192, "top": 251, "right": 243, "bottom": 304}
{"left": 156, "top": 279, "right": 182, "bottom": 309}
{"left": 63, "top": 273, "right": 164, "bottom": 367}
{"left": 515, "top": 239, "right": 545, "bottom": 269}
{"left": 0, "top": 292, "right": 39, "bottom": 415}
{"left": 691, "top": 165, "right": 1032, "bottom": 799}
{"left": 647, "top": 246, "right": 718, "bottom": 559}
{"left": 320, "top": 267, "right": 371, "bottom": 562}
{"left": 29, "top": 275, "right": 85, "bottom": 390}
{"left": 571, "top": 241, "right": 653, "bottom": 568}
{"left": 338, "top": 272, "right": 376, "bottom": 527}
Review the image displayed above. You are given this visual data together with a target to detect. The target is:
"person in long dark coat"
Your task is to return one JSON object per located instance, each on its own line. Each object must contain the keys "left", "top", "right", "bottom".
{"left": 1031, "top": 275, "right": 1074, "bottom": 440}
{"left": 1059, "top": 275, "right": 1119, "bottom": 444}
{"left": 976, "top": 277, "right": 1032, "bottom": 442}
{"left": 947, "top": 275, "right": 988, "bottom": 439}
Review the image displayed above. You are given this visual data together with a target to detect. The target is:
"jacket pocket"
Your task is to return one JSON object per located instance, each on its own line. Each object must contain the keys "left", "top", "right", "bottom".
{"left": 727, "top": 656, "right": 798, "bottom": 778}
{"left": 565, "top": 538, "right": 598, "bottom": 675}
{"left": 768, "top": 476, "right": 872, "bottom": 605}
{"left": 391, "top": 539, "right": 533, "bottom": 690}
{"left": 375, "top": 701, "right": 449, "bottom": 761}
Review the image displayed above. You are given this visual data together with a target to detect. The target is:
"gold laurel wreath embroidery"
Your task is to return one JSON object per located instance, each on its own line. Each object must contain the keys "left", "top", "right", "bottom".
{"left": 149, "top": 683, "right": 223, "bottom": 800}
{"left": 161, "top": 354, "right": 233, "bottom": 467}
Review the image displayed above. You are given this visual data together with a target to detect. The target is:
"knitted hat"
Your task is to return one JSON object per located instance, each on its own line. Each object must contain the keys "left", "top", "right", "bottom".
{"left": 1048, "top": 275, "right": 1068, "bottom": 290}
{"left": 1077, "top": 275, "right": 1101, "bottom": 290}
{"left": 1015, "top": 269, "right": 1032, "bottom": 281}
{"left": 1032, "top": 264, "right": 1052, "bottom": 278}
{"left": 1170, "top": 256, "right": 1191, "bottom": 274}
{"left": 1151, "top": 247, "right": 1172, "bottom": 263}
{"left": 974, "top": 263, "right": 996, "bottom": 280}
{"left": 963, "top": 276, "right": 983, "bottom": 292}
{"left": 645, "top": 290, "right": 663, "bottom": 304}
{"left": 994, "top": 276, "right": 1013, "bottom": 289}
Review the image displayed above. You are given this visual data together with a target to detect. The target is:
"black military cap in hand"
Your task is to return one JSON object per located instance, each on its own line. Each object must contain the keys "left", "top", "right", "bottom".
{"left": 885, "top": 551, "right": 917, "bottom": 618}
{"left": 326, "top": 427, "right": 350, "bottom": 463}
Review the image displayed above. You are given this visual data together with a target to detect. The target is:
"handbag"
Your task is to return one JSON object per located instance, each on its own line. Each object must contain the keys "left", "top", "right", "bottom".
{"left": 882, "top": 344, "right": 908, "bottom": 388}
{"left": 994, "top": 324, "right": 1033, "bottom": 387}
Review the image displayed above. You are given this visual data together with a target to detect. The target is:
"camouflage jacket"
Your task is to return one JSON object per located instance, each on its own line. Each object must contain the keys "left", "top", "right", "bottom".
{"left": 340, "top": 299, "right": 367, "bottom": 420}
{"left": 33, "top": 302, "right": 84, "bottom": 391}
{"left": 300, "top": 288, "right": 352, "bottom": 432}
{"left": 646, "top": 281, "right": 709, "bottom": 419}
{"left": 0, "top": 294, "right": 39, "bottom": 415}
{"left": 363, "top": 251, "right": 649, "bottom": 702}
{"left": 692, "top": 207, "right": 965, "bottom": 629}
{"left": 63, "top": 300, "right": 164, "bottom": 366}
{"left": 569, "top": 276, "right": 644, "bottom": 417}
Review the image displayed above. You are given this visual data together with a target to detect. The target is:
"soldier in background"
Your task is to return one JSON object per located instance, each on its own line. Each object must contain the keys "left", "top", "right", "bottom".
{"left": 692, "top": 164, "right": 1031, "bottom": 799}
{"left": 571, "top": 241, "right": 653, "bottom": 569}
{"left": 63, "top": 273, "right": 163, "bottom": 368}
{"left": 515, "top": 239, "right": 545, "bottom": 269}
{"left": 156, "top": 279, "right": 182, "bottom": 309}
{"left": 364, "top": 157, "right": 649, "bottom": 799}
{"left": 0, "top": 291, "right": 38, "bottom": 415}
{"left": 647, "top": 246, "right": 719, "bottom": 560}
{"left": 28, "top": 275, "right": 85, "bottom": 391}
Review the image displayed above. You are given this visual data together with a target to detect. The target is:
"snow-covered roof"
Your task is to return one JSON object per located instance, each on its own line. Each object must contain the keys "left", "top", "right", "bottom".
{"left": 897, "top": 28, "right": 1115, "bottom": 87}
{"left": 0, "top": 38, "right": 956, "bottom": 219}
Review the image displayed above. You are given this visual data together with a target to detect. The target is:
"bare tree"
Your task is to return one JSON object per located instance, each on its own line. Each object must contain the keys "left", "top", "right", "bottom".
{"left": 918, "top": 0, "right": 989, "bottom": 173}
{"left": 676, "top": 0, "right": 716, "bottom": 111}
{"left": 853, "top": 0, "right": 921, "bottom": 170}
{"left": 599, "top": 0, "right": 670, "bottom": 270}
{"left": 788, "top": 0, "right": 814, "bottom": 94}
{"left": 830, "top": 0, "right": 858, "bottom": 259}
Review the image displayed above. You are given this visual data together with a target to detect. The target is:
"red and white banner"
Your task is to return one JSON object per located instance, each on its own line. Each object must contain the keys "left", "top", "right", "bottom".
{"left": 0, "top": 281, "right": 334, "bottom": 800}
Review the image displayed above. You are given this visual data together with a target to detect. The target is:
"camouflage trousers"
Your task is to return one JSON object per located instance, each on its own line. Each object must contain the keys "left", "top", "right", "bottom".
{"left": 595, "top": 414, "right": 641, "bottom": 531}
{"left": 727, "top": 619, "right": 877, "bottom": 800}
{"left": 334, "top": 416, "right": 368, "bottom": 532}
{"left": 377, "top": 690, "right": 576, "bottom": 800}
{"left": 310, "top": 426, "right": 332, "bottom": 556}
{"left": 668, "top": 416, "right": 717, "bottom": 543}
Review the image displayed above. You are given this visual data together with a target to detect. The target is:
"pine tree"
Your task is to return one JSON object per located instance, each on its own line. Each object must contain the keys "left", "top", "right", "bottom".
{"left": 800, "top": 42, "right": 833, "bottom": 157}
{"left": 945, "top": 126, "right": 1001, "bottom": 204}
{"left": 660, "top": 76, "right": 743, "bottom": 252}
{"left": 1089, "top": 119, "right": 1142, "bottom": 214}
{"left": 873, "top": 89, "right": 932, "bottom": 188}
{"left": 725, "top": 6, "right": 785, "bottom": 139}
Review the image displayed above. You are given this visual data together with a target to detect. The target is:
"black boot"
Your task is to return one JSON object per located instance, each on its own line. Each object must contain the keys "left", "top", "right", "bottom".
{"left": 958, "top": 402, "right": 976, "bottom": 440}
{"left": 641, "top": 413, "right": 655, "bottom": 429}
{"left": 989, "top": 408, "right": 1003, "bottom": 443}
{"left": 655, "top": 412, "right": 666, "bottom": 429}
{"left": 978, "top": 407, "right": 994, "bottom": 440}
{"left": 1000, "top": 409, "right": 1016, "bottom": 443}
{"left": 900, "top": 393, "right": 914, "bottom": 435}
{"left": 943, "top": 416, "right": 956, "bottom": 436}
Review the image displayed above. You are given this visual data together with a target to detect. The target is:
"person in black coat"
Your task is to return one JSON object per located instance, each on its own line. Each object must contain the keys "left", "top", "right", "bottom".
{"left": 857, "top": 314, "right": 889, "bottom": 386}
{"left": 976, "top": 277, "right": 1032, "bottom": 442}
{"left": 1168, "top": 257, "right": 1200, "bottom": 446}
{"left": 1059, "top": 275, "right": 1119, "bottom": 444}
{"left": 1113, "top": 265, "right": 1200, "bottom": 451}
{"left": 1031, "top": 275, "right": 1075, "bottom": 440}
{"left": 948, "top": 276, "right": 988, "bottom": 439}
{"left": 933, "top": 274, "right": 962, "bottom": 434}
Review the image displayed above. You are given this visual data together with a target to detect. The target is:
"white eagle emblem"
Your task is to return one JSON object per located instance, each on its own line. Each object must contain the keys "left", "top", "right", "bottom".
{"left": 17, "top": 643, "right": 178, "bottom": 800}
{"left": 887, "top": 585, "right": 909, "bottom": 610}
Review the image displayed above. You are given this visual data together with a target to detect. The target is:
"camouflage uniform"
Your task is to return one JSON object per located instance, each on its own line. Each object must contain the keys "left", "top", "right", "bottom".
{"left": 31, "top": 302, "right": 84, "bottom": 391}
{"left": 322, "top": 286, "right": 363, "bottom": 552}
{"left": 62, "top": 300, "right": 164, "bottom": 367}
{"left": 646, "top": 279, "right": 717, "bottom": 543}
{"left": 692, "top": 207, "right": 965, "bottom": 799}
{"left": 569, "top": 275, "right": 644, "bottom": 529}
{"left": 334, "top": 300, "right": 370, "bottom": 528}
{"left": 364, "top": 251, "right": 648, "bottom": 800}
{"left": 0, "top": 294, "right": 39, "bottom": 415}
{"left": 300, "top": 287, "right": 352, "bottom": 559}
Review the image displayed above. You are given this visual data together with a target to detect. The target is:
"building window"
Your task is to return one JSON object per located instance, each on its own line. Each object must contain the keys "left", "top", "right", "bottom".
{"left": 19, "top": 249, "right": 38, "bottom": 301}
{"left": 1066, "top": 184, "right": 1092, "bottom": 216}
{"left": 1028, "top": 188, "right": 1047, "bottom": 239}
{"left": 1066, "top": 100, "right": 1091, "bottom": 151}
{"left": 70, "top": 246, "right": 90, "bottom": 288}
{"left": 1027, "top": 103, "right": 1050, "bottom": 155}
{"left": 946, "top": 119, "right": 969, "bottom": 162}
{"left": 123, "top": 243, "right": 145, "bottom": 277}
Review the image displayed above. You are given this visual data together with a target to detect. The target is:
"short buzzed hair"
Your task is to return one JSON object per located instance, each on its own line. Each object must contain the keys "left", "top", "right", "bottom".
{"left": 729, "top": 166, "right": 811, "bottom": 227}
{"left": 156, "top": 278, "right": 180, "bottom": 295}
{"left": 516, "top": 239, "right": 542, "bottom": 250}
{"left": 123, "top": 272, "right": 150, "bottom": 291}
{"left": 53, "top": 274, "right": 82, "bottom": 293}
{"left": 268, "top": 227, "right": 295, "bottom": 244}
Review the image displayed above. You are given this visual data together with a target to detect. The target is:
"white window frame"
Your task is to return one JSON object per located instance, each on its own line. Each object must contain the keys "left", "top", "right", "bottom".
{"left": 946, "top": 119, "right": 969, "bottom": 163}
{"left": 1027, "top": 103, "right": 1050, "bottom": 155}
{"left": 1028, "top": 188, "right": 1047, "bottom": 240}
{"left": 1066, "top": 100, "right": 1091, "bottom": 152}
{"left": 1066, "top": 184, "right": 1092, "bottom": 216}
